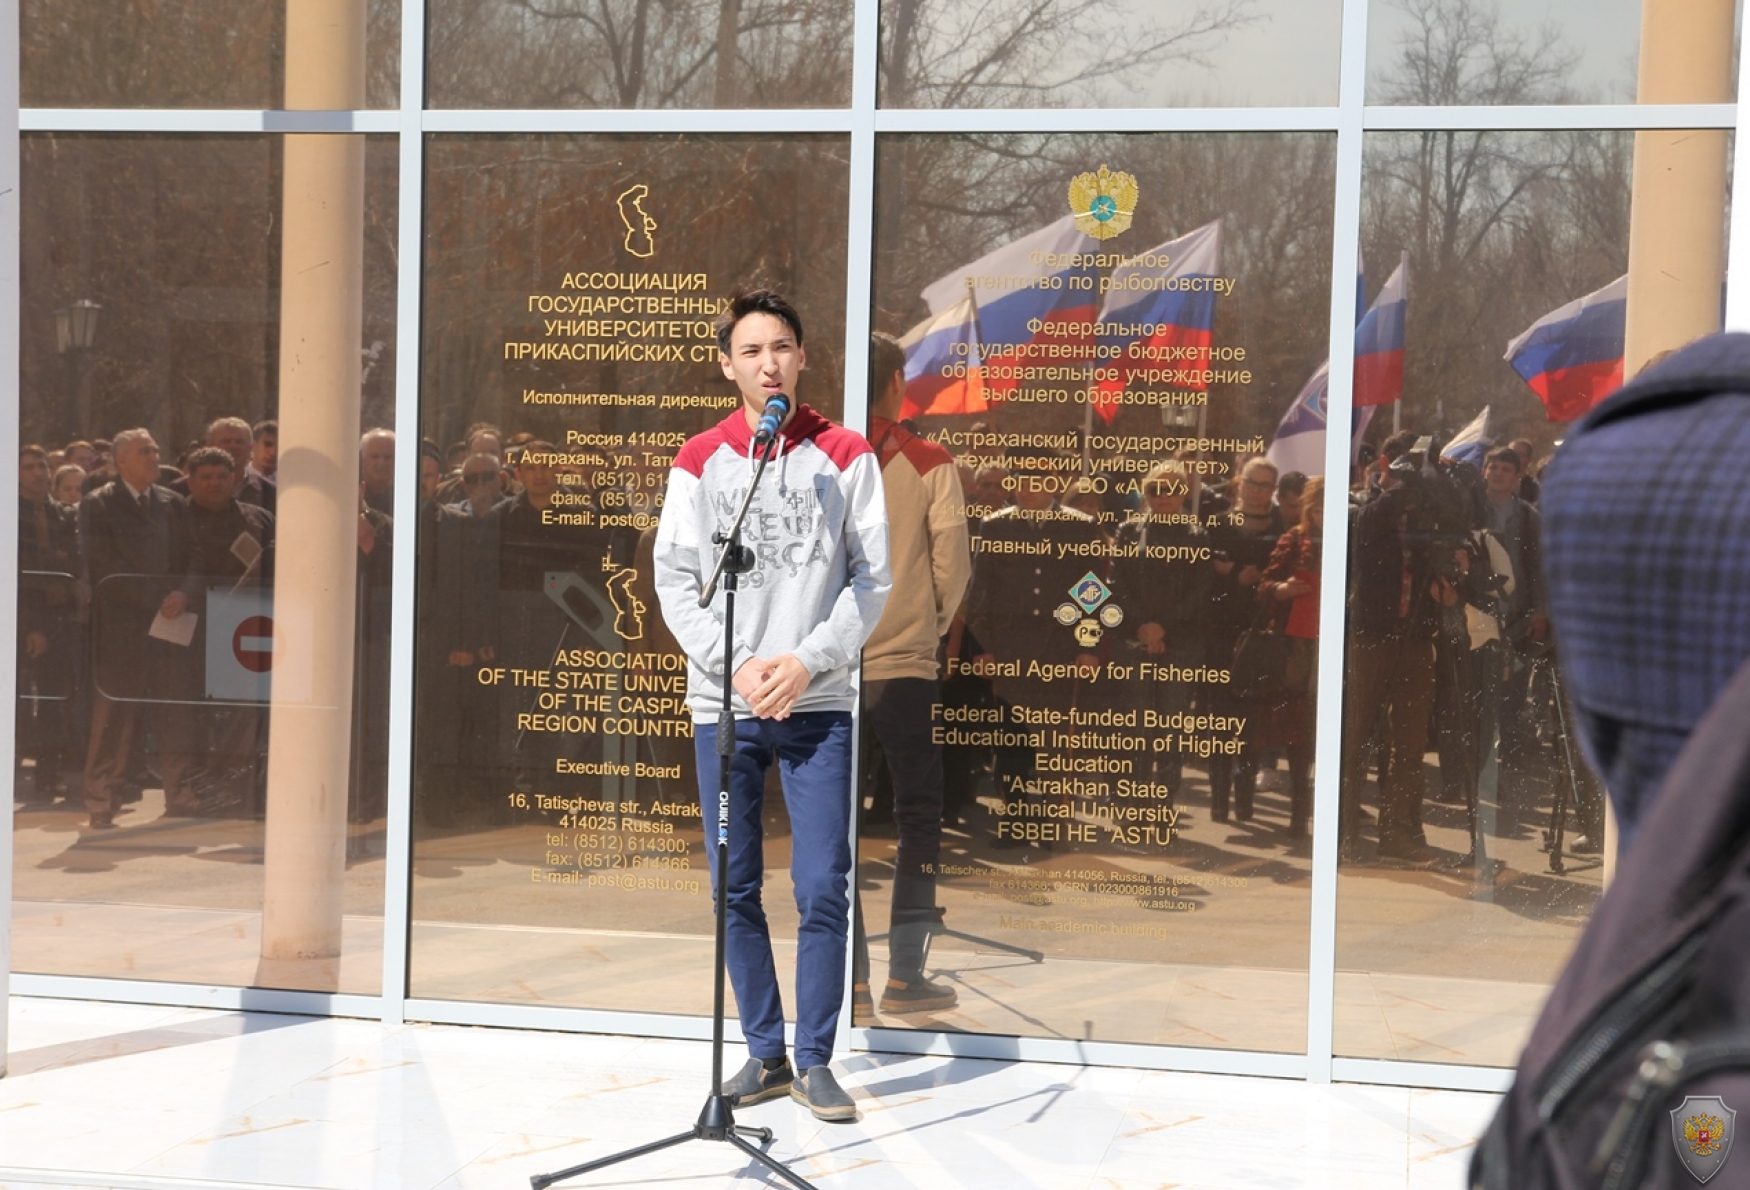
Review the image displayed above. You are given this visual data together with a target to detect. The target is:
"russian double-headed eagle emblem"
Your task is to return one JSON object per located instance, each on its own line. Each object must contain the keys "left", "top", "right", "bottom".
{"left": 1069, "top": 165, "right": 1138, "bottom": 240}
{"left": 1685, "top": 1112, "right": 1725, "bottom": 1157}
{"left": 1671, "top": 1095, "right": 1736, "bottom": 1183}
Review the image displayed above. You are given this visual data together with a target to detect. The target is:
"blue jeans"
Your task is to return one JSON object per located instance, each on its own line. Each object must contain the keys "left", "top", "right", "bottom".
{"left": 694, "top": 711, "right": 853, "bottom": 1071}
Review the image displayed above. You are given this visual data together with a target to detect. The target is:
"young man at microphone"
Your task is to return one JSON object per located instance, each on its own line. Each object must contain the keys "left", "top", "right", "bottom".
{"left": 654, "top": 287, "right": 891, "bottom": 1121}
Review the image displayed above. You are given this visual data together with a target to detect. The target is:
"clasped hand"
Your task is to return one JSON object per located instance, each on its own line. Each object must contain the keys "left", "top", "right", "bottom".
{"left": 733, "top": 654, "right": 810, "bottom": 720}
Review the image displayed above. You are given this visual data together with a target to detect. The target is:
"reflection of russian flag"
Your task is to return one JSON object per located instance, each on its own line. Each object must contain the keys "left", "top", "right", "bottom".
{"left": 921, "top": 215, "right": 1100, "bottom": 394}
{"left": 1504, "top": 276, "right": 1626, "bottom": 422}
{"left": 1440, "top": 405, "right": 1493, "bottom": 468}
{"left": 898, "top": 296, "right": 988, "bottom": 418}
{"left": 1092, "top": 220, "right": 1223, "bottom": 422}
{"left": 1354, "top": 254, "right": 1407, "bottom": 407}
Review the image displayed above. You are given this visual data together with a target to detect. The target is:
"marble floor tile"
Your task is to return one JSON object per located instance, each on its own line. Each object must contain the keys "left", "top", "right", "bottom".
{"left": 2, "top": 996, "right": 1501, "bottom": 1190}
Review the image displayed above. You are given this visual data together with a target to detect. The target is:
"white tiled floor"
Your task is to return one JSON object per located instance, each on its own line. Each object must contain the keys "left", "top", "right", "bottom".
{"left": 0, "top": 996, "right": 1498, "bottom": 1189}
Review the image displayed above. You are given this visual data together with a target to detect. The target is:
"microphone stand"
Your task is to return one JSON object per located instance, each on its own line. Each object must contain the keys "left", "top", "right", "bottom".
{"left": 532, "top": 433, "right": 819, "bottom": 1190}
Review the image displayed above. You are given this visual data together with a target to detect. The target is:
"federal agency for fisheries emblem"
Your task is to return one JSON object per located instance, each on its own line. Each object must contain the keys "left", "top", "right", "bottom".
{"left": 1071, "top": 572, "right": 1111, "bottom": 614}
{"left": 1066, "top": 572, "right": 1120, "bottom": 648}
{"left": 1069, "top": 165, "right": 1138, "bottom": 241}
{"left": 1671, "top": 1095, "right": 1736, "bottom": 1183}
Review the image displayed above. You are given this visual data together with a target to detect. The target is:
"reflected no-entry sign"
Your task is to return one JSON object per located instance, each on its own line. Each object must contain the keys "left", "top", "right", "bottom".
{"left": 233, "top": 614, "right": 275, "bottom": 673}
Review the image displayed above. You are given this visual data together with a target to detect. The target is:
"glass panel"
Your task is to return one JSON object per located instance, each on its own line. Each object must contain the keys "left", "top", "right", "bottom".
{"left": 1365, "top": 0, "right": 1740, "bottom": 106}
{"left": 859, "top": 133, "right": 1333, "bottom": 1049}
{"left": 12, "top": 133, "right": 399, "bottom": 994}
{"left": 20, "top": 1, "right": 401, "bottom": 109}
{"left": 426, "top": 1, "right": 854, "bottom": 109}
{"left": 1334, "top": 127, "right": 1730, "bottom": 1063}
{"left": 878, "top": 0, "right": 1341, "bottom": 108}
{"left": 410, "top": 133, "right": 850, "bottom": 1012}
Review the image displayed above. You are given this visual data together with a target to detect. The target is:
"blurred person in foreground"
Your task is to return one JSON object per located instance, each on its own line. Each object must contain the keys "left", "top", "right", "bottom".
{"left": 1541, "top": 333, "right": 1750, "bottom": 852}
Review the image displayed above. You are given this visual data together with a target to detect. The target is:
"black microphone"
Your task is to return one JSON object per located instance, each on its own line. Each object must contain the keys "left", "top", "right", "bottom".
{"left": 752, "top": 393, "right": 791, "bottom": 448}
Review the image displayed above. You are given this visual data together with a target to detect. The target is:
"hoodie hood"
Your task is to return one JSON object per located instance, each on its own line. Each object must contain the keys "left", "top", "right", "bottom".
{"left": 1541, "top": 332, "right": 1750, "bottom": 834}
{"left": 711, "top": 401, "right": 835, "bottom": 459}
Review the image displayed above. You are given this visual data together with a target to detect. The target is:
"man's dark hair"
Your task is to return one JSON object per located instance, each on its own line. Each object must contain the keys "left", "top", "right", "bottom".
{"left": 1380, "top": 430, "right": 1419, "bottom": 463}
{"left": 1486, "top": 446, "right": 1524, "bottom": 473}
{"left": 715, "top": 286, "right": 804, "bottom": 355}
{"left": 1276, "top": 470, "right": 1308, "bottom": 497}
{"left": 419, "top": 438, "right": 443, "bottom": 466}
{"left": 515, "top": 440, "right": 555, "bottom": 467}
{"left": 187, "top": 446, "right": 236, "bottom": 475}
{"left": 253, "top": 419, "right": 277, "bottom": 440}
{"left": 870, "top": 332, "right": 906, "bottom": 402}
{"left": 20, "top": 444, "right": 46, "bottom": 462}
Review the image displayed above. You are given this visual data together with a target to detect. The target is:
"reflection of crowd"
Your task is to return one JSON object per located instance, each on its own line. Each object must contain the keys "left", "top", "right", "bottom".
{"left": 19, "top": 403, "right": 1600, "bottom": 869}
{"left": 13, "top": 418, "right": 392, "bottom": 830}
{"left": 916, "top": 425, "right": 1599, "bottom": 871}
{"left": 1337, "top": 431, "right": 1602, "bottom": 865}
{"left": 414, "top": 424, "right": 647, "bottom": 828}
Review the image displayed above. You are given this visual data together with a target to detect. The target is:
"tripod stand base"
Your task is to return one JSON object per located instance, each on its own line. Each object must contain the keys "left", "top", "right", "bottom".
{"left": 869, "top": 907, "right": 1047, "bottom": 966}
{"left": 529, "top": 1094, "right": 820, "bottom": 1190}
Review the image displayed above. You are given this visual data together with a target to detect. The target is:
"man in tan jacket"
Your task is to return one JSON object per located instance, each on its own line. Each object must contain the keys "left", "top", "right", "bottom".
{"left": 854, "top": 332, "right": 972, "bottom": 1015}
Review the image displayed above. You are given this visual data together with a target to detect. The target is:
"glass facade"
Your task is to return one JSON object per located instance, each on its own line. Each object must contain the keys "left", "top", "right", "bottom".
{"left": 1333, "top": 127, "right": 1730, "bottom": 1065}
{"left": 20, "top": 2, "right": 401, "bottom": 109}
{"left": 410, "top": 133, "right": 850, "bottom": 1011}
{"left": 6, "top": 0, "right": 1745, "bottom": 1085}
{"left": 876, "top": 0, "right": 1343, "bottom": 108}
{"left": 427, "top": 1, "right": 854, "bottom": 109}
{"left": 1365, "top": 0, "right": 1742, "bottom": 106}
{"left": 856, "top": 131, "right": 1332, "bottom": 1049}
{"left": 13, "top": 132, "right": 399, "bottom": 992}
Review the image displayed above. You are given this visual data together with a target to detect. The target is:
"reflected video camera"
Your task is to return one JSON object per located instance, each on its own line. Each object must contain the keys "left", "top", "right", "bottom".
{"left": 1386, "top": 434, "right": 1484, "bottom": 588}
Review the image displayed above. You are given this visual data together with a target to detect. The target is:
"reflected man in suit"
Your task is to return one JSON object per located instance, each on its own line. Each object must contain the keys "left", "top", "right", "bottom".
{"left": 80, "top": 428, "right": 199, "bottom": 829}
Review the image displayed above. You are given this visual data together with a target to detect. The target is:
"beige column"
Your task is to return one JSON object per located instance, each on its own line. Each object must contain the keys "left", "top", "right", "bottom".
{"left": 261, "top": 0, "right": 367, "bottom": 967}
{"left": 1623, "top": 1, "right": 1734, "bottom": 379}
{"left": 1606, "top": 0, "right": 1736, "bottom": 882}
{"left": 1, "top": 0, "right": 19, "bottom": 1074}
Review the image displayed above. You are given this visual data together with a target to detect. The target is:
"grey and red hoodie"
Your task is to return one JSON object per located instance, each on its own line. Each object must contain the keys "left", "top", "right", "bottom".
{"left": 654, "top": 402, "right": 891, "bottom": 722}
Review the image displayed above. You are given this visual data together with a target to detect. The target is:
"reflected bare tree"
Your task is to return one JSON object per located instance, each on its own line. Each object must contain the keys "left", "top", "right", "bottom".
{"left": 871, "top": 131, "right": 1336, "bottom": 440}
{"left": 20, "top": 135, "right": 401, "bottom": 448}
{"left": 20, "top": 1, "right": 400, "bottom": 108}
{"left": 880, "top": 0, "right": 1258, "bottom": 108}
{"left": 1376, "top": 0, "right": 1575, "bottom": 107}
{"left": 426, "top": 0, "right": 853, "bottom": 108}
{"left": 419, "top": 136, "right": 851, "bottom": 446}
{"left": 1361, "top": 0, "right": 1634, "bottom": 446}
